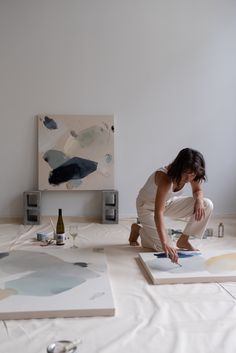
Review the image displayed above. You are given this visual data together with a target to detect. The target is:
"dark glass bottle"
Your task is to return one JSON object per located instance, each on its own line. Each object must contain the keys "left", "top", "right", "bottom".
{"left": 56, "top": 208, "right": 65, "bottom": 245}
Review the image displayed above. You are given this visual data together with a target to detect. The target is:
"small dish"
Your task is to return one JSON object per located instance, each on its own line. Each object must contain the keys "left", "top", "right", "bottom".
{"left": 47, "top": 340, "right": 77, "bottom": 353}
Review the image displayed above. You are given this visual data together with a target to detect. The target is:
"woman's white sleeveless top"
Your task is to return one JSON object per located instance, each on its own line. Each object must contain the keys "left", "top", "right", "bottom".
{"left": 138, "top": 167, "right": 183, "bottom": 204}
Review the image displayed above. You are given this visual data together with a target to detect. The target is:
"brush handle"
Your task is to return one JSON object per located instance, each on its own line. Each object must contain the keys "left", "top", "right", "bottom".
{"left": 50, "top": 218, "right": 56, "bottom": 233}
{"left": 63, "top": 339, "right": 82, "bottom": 352}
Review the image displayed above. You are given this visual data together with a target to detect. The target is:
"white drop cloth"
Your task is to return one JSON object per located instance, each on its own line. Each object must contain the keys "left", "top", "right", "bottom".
{"left": 0, "top": 221, "right": 236, "bottom": 353}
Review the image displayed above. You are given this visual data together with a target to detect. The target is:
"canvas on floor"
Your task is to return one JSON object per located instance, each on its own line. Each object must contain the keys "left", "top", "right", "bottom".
{"left": 38, "top": 114, "right": 114, "bottom": 191}
{"left": 0, "top": 247, "right": 115, "bottom": 319}
{"left": 139, "top": 250, "right": 236, "bottom": 285}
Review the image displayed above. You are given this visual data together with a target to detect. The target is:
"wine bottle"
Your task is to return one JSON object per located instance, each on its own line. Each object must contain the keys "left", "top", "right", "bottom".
{"left": 56, "top": 208, "right": 65, "bottom": 245}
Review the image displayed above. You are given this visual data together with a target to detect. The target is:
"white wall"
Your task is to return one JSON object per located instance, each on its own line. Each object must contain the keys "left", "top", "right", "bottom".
{"left": 0, "top": 0, "right": 236, "bottom": 219}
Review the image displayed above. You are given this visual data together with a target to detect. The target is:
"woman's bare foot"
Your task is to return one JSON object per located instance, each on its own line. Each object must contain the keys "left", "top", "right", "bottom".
{"left": 129, "top": 223, "right": 141, "bottom": 246}
{"left": 176, "top": 234, "right": 199, "bottom": 251}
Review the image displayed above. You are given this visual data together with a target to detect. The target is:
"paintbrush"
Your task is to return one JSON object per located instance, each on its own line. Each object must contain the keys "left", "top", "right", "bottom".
{"left": 166, "top": 251, "right": 182, "bottom": 267}
{"left": 62, "top": 339, "right": 82, "bottom": 352}
{"left": 49, "top": 217, "right": 56, "bottom": 235}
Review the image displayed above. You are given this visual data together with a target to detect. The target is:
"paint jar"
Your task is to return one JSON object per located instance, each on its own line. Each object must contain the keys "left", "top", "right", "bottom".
{"left": 218, "top": 222, "right": 224, "bottom": 238}
{"left": 37, "top": 232, "right": 49, "bottom": 242}
{"left": 203, "top": 228, "right": 214, "bottom": 238}
{"left": 37, "top": 231, "right": 54, "bottom": 242}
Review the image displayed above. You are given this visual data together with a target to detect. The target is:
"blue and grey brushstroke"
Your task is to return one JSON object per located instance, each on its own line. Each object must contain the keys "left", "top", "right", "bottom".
{"left": 105, "top": 154, "right": 112, "bottom": 163}
{"left": 43, "top": 116, "right": 58, "bottom": 130}
{"left": 48, "top": 156, "right": 98, "bottom": 185}
{"left": 154, "top": 252, "right": 201, "bottom": 259}
{"left": 70, "top": 125, "right": 112, "bottom": 148}
{"left": 0, "top": 252, "right": 9, "bottom": 259}
{"left": 43, "top": 150, "right": 70, "bottom": 169}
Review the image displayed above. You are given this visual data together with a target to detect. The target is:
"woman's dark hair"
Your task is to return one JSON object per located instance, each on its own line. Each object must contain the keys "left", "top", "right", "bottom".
{"left": 167, "top": 148, "right": 206, "bottom": 184}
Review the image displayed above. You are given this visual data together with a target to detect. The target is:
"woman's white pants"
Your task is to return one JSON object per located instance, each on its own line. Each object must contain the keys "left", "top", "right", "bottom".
{"left": 137, "top": 196, "right": 213, "bottom": 251}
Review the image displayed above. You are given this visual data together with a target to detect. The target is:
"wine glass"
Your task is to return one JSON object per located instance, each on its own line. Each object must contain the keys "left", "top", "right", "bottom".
{"left": 69, "top": 225, "right": 78, "bottom": 248}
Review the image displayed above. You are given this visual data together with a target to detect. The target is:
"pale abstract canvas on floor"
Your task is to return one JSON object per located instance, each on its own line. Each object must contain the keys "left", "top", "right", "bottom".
{"left": 0, "top": 247, "right": 115, "bottom": 319}
{"left": 38, "top": 114, "right": 114, "bottom": 190}
{"left": 139, "top": 250, "right": 236, "bottom": 284}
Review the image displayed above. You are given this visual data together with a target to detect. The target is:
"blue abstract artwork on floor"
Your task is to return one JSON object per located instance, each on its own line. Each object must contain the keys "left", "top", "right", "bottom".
{"left": 0, "top": 250, "right": 99, "bottom": 297}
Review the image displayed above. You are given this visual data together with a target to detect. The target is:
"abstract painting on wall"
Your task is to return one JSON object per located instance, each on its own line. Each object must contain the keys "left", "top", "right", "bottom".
{"left": 38, "top": 115, "right": 114, "bottom": 190}
{"left": 0, "top": 247, "right": 115, "bottom": 319}
{"left": 139, "top": 250, "right": 236, "bottom": 284}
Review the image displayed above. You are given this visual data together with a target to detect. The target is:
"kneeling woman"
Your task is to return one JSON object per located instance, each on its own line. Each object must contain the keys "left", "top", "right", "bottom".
{"left": 129, "top": 148, "right": 213, "bottom": 264}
